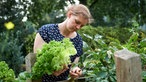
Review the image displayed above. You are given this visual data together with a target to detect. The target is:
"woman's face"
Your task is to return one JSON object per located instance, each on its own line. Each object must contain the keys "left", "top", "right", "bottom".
{"left": 66, "top": 14, "right": 88, "bottom": 32}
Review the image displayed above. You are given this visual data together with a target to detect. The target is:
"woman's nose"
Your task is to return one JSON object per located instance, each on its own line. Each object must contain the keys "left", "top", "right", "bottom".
{"left": 76, "top": 24, "right": 81, "bottom": 29}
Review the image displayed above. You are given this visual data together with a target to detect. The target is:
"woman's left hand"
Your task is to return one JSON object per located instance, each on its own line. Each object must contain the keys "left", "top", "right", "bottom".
{"left": 53, "top": 64, "right": 69, "bottom": 76}
{"left": 69, "top": 67, "right": 82, "bottom": 79}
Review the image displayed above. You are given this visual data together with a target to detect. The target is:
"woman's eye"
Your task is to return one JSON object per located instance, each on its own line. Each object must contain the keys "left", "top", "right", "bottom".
{"left": 75, "top": 20, "right": 80, "bottom": 24}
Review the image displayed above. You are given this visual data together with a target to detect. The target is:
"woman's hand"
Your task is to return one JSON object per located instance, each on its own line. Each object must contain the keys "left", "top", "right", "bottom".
{"left": 53, "top": 64, "right": 69, "bottom": 76}
{"left": 69, "top": 67, "right": 82, "bottom": 79}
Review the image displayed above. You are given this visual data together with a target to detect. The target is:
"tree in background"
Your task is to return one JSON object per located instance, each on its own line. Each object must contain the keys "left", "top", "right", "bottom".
{"left": 79, "top": 0, "right": 146, "bottom": 27}
{"left": 27, "top": 0, "right": 72, "bottom": 28}
{"left": 1, "top": 0, "right": 145, "bottom": 28}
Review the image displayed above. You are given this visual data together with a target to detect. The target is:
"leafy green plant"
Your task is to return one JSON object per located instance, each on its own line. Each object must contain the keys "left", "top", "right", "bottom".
{"left": 23, "top": 32, "right": 36, "bottom": 54}
{"left": 14, "top": 71, "right": 32, "bottom": 82}
{"left": 80, "top": 39, "right": 117, "bottom": 82}
{"left": 0, "top": 61, "right": 15, "bottom": 82}
{"left": 142, "top": 71, "right": 146, "bottom": 82}
{"left": 78, "top": 25, "right": 146, "bottom": 82}
{"left": 32, "top": 38, "right": 77, "bottom": 79}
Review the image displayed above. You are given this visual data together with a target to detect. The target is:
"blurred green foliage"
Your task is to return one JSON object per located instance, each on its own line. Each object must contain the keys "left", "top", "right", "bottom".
{"left": 79, "top": 0, "right": 146, "bottom": 27}
{"left": 0, "top": 30, "right": 24, "bottom": 76}
{"left": 0, "top": 61, "right": 15, "bottom": 82}
{"left": 78, "top": 25, "right": 146, "bottom": 82}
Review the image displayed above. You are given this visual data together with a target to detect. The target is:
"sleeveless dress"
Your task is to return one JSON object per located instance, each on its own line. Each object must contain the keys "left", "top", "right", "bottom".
{"left": 38, "top": 24, "right": 83, "bottom": 82}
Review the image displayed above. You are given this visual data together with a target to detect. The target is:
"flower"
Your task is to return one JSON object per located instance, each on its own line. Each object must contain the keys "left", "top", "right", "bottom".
{"left": 4, "top": 22, "right": 15, "bottom": 30}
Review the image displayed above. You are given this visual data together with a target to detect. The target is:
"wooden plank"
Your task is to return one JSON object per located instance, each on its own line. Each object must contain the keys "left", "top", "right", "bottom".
{"left": 25, "top": 53, "right": 40, "bottom": 82}
{"left": 25, "top": 53, "right": 36, "bottom": 73}
{"left": 114, "top": 49, "right": 142, "bottom": 82}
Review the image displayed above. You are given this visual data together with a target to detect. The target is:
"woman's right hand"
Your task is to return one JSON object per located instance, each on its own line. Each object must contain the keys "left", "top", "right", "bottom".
{"left": 52, "top": 64, "right": 69, "bottom": 76}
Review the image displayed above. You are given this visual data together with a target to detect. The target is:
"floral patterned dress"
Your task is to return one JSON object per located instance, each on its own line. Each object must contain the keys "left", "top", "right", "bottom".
{"left": 38, "top": 24, "right": 83, "bottom": 82}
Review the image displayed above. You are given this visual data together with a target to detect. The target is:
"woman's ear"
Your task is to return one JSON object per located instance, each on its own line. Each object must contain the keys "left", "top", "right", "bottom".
{"left": 66, "top": 10, "right": 72, "bottom": 18}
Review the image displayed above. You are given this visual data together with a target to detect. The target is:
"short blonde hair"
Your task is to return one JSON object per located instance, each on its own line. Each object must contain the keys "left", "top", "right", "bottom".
{"left": 67, "top": 4, "right": 93, "bottom": 24}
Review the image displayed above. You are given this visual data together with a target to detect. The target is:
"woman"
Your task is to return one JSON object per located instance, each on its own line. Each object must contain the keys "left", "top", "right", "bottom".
{"left": 33, "top": 4, "right": 93, "bottom": 82}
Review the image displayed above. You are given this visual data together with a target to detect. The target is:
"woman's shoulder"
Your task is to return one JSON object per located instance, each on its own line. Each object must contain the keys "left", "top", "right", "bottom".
{"left": 38, "top": 24, "right": 58, "bottom": 32}
{"left": 41, "top": 24, "right": 58, "bottom": 29}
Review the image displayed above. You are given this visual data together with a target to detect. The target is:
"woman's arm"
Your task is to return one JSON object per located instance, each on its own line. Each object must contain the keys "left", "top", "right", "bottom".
{"left": 73, "top": 57, "right": 80, "bottom": 63}
{"left": 33, "top": 33, "right": 46, "bottom": 53}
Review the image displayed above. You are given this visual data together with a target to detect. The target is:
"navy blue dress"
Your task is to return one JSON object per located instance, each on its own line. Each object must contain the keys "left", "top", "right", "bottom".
{"left": 38, "top": 24, "right": 83, "bottom": 82}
